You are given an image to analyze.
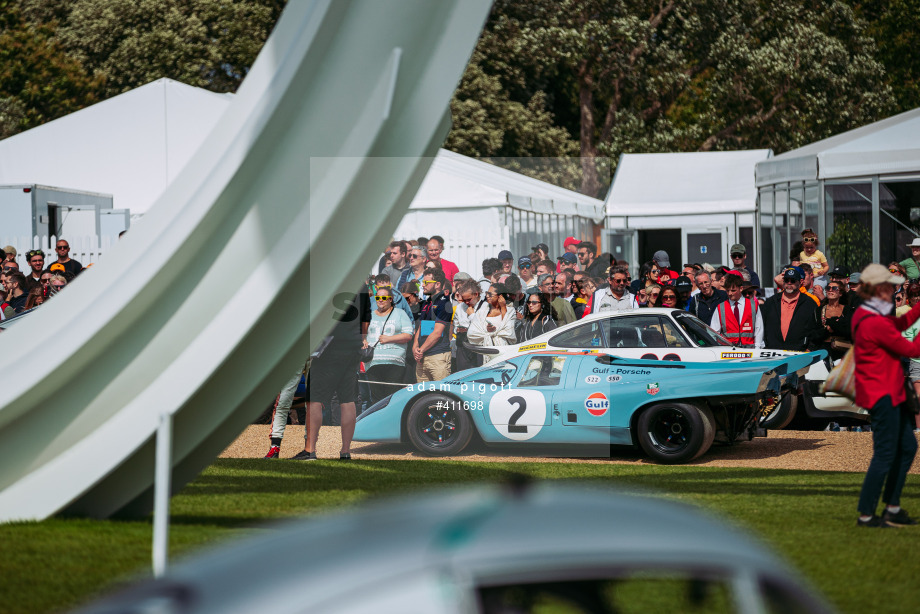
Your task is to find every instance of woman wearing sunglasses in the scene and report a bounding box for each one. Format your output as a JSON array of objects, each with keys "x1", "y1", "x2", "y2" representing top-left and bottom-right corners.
[
  {"x1": 644, "y1": 282, "x2": 662, "y2": 308},
  {"x1": 659, "y1": 286, "x2": 682, "y2": 309},
  {"x1": 799, "y1": 228, "x2": 829, "y2": 289},
  {"x1": 362, "y1": 287, "x2": 414, "y2": 404},
  {"x1": 813, "y1": 280, "x2": 852, "y2": 360},
  {"x1": 468, "y1": 283, "x2": 517, "y2": 362},
  {"x1": 629, "y1": 260, "x2": 660, "y2": 295},
  {"x1": 518, "y1": 292, "x2": 558, "y2": 342}
]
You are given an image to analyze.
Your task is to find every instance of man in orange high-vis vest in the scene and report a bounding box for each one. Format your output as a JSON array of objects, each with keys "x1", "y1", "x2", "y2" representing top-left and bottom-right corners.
[{"x1": 710, "y1": 271, "x2": 764, "y2": 347}]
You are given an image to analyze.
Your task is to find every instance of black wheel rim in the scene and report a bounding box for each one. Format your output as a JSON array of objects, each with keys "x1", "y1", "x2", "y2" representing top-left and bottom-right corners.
[
  {"x1": 647, "y1": 408, "x2": 692, "y2": 454},
  {"x1": 414, "y1": 402, "x2": 460, "y2": 449}
]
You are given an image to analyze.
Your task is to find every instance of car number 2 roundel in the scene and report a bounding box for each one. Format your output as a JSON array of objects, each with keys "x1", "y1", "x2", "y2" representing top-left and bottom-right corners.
[{"x1": 487, "y1": 389, "x2": 547, "y2": 441}]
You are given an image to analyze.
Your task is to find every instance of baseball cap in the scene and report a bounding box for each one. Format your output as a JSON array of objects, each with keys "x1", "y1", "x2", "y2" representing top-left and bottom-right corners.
[
  {"x1": 563, "y1": 236, "x2": 579, "y2": 249},
  {"x1": 497, "y1": 250, "x2": 513, "y2": 261},
  {"x1": 531, "y1": 243, "x2": 550, "y2": 254},
  {"x1": 49, "y1": 263, "x2": 65, "y2": 272},
  {"x1": 829, "y1": 266, "x2": 849, "y2": 278},
  {"x1": 453, "y1": 272, "x2": 472, "y2": 281},
  {"x1": 848, "y1": 272, "x2": 861, "y2": 284},
  {"x1": 729, "y1": 244, "x2": 746, "y2": 255},
  {"x1": 652, "y1": 250, "x2": 670, "y2": 268},
  {"x1": 861, "y1": 263, "x2": 905, "y2": 286},
  {"x1": 518, "y1": 257, "x2": 532, "y2": 268},
  {"x1": 558, "y1": 253, "x2": 577, "y2": 264},
  {"x1": 782, "y1": 266, "x2": 803, "y2": 282},
  {"x1": 675, "y1": 276, "x2": 693, "y2": 292}
]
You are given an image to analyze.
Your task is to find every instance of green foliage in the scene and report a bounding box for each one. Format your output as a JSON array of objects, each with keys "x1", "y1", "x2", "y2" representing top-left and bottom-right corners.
[
  {"x1": 449, "y1": 0, "x2": 897, "y2": 195},
  {"x1": 827, "y1": 217, "x2": 873, "y2": 270},
  {"x1": 0, "y1": 2, "x2": 103, "y2": 138},
  {"x1": 1, "y1": 459, "x2": 919, "y2": 614},
  {"x1": 0, "y1": 0, "x2": 284, "y2": 138}
]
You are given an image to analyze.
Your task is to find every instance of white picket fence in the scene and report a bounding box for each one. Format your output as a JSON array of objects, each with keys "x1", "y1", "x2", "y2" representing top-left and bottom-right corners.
[{"x1": 0, "y1": 235, "x2": 115, "y2": 268}]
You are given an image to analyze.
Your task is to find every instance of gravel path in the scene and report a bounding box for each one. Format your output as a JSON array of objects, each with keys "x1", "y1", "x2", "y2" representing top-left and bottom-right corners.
[{"x1": 221, "y1": 425, "x2": 920, "y2": 473}]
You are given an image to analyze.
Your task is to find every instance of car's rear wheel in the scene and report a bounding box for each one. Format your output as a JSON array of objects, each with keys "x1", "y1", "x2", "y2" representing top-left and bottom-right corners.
[
  {"x1": 760, "y1": 392, "x2": 797, "y2": 430},
  {"x1": 405, "y1": 394, "x2": 474, "y2": 456},
  {"x1": 637, "y1": 402, "x2": 714, "y2": 464}
]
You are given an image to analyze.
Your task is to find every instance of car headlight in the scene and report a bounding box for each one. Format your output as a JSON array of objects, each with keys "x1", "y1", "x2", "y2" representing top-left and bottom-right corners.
[{"x1": 357, "y1": 393, "x2": 394, "y2": 420}]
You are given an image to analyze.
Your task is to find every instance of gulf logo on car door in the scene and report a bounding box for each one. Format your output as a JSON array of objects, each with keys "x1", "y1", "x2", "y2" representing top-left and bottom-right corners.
[{"x1": 585, "y1": 392, "x2": 609, "y2": 417}]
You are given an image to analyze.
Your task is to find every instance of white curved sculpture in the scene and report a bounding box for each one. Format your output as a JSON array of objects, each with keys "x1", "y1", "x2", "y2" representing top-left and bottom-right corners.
[{"x1": 0, "y1": 0, "x2": 491, "y2": 521}]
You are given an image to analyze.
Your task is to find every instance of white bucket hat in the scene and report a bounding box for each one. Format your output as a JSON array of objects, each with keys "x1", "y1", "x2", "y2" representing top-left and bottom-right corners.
[
  {"x1": 907, "y1": 237, "x2": 920, "y2": 248},
  {"x1": 861, "y1": 263, "x2": 905, "y2": 286}
]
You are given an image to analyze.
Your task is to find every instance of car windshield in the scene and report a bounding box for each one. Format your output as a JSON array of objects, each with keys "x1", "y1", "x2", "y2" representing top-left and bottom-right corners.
[{"x1": 673, "y1": 312, "x2": 733, "y2": 347}]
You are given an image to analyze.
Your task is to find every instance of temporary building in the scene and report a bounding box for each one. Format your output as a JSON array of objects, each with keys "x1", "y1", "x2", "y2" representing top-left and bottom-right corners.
[
  {"x1": 755, "y1": 108, "x2": 920, "y2": 280},
  {"x1": 0, "y1": 80, "x2": 605, "y2": 276},
  {"x1": 604, "y1": 150, "x2": 771, "y2": 269},
  {"x1": 395, "y1": 149, "x2": 605, "y2": 276},
  {"x1": 0, "y1": 78, "x2": 234, "y2": 219}
]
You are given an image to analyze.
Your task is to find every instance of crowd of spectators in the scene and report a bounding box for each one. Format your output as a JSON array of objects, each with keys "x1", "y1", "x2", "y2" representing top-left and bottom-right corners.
[
  {"x1": 266, "y1": 227, "x2": 913, "y2": 459},
  {"x1": 0, "y1": 240, "x2": 83, "y2": 321}
]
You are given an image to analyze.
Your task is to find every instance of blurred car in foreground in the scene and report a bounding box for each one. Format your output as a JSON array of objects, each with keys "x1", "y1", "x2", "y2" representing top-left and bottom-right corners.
[{"x1": 73, "y1": 482, "x2": 835, "y2": 614}]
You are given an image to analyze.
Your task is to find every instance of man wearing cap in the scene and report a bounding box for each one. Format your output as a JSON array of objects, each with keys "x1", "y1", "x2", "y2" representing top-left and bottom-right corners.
[
  {"x1": 652, "y1": 250, "x2": 679, "y2": 283},
  {"x1": 2, "y1": 246, "x2": 16, "y2": 264},
  {"x1": 847, "y1": 272, "x2": 864, "y2": 311},
  {"x1": 729, "y1": 244, "x2": 761, "y2": 292},
  {"x1": 531, "y1": 243, "x2": 551, "y2": 263},
  {"x1": 517, "y1": 257, "x2": 537, "y2": 289},
  {"x1": 558, "y1": 252, "x2": 578, "y2": 272},
  {"x1": 900, "y1": 238, "x2": 920, "y2": 280},
  {"x1": 710, "y1": 271, "x2": 763, "y2": 347},
  {"x1": 674, "y1": 275, "x2": 694, "y2": 308},
  {"x1": 497, "y1": 250, "x2": 515, "y2": 275},
  {"x1": 761, "y1": 266, "x2": 819, "y2": 351}
]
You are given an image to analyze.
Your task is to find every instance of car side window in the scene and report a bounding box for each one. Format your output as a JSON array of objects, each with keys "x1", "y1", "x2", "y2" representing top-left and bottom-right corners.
[
  {"x1": 607, "y1": 315, "x2": 691, "y2": 349},
  {"x1": 659, "y1": 317, "x2": 692, "y2": 348},
  {"x1": 550, "y1": 321, "x2": 608, "y2": 348},
  {"x1": 518, "y1": 356, "x2": 567, "y2": 387}
]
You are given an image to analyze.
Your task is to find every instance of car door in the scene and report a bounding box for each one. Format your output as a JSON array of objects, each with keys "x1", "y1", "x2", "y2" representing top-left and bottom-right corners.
[
  {"x1": 481, "y1": 355, "x2": 559, "y2": 443},
  {"x1": 549, "y1": 354, "x2": 631, "y2": 447}
]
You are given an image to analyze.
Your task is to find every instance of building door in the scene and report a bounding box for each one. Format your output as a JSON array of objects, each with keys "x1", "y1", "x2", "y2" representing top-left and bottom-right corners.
[
  {"x1": 606, "y1": 229, "x2": 637, "y2": 273},
  {"x1": 683, "y1": 227, "x2": 727, "y2": 267}
]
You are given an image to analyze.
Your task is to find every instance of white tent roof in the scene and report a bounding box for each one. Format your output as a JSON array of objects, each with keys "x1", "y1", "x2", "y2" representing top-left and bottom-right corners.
[
  {"x1": 414, "y1": 149, "x2": 605, "y2": 222},
  {"x1": 756, "y1": 107, "x2": 920, "y2": 186},
  {"x1": 0, "y1": 81, "x2": 605, "y2": 222},
  {"x1": 605, "y1": 150, "x2": 771, "y2": 217},
  {"x1": 0, "y1": 78, "x2": 233, "y2": 216}
]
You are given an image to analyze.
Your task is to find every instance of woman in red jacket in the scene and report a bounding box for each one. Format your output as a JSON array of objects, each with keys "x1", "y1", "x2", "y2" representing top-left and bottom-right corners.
[{"x1": 853, "y1": 263, "x2": 920, "y2": 528}]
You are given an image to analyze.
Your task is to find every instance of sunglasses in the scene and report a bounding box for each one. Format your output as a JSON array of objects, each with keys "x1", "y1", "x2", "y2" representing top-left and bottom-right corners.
[
  {"x1": 610, "y1": 278, "x2": 628, "y2": 284},
  {"x1": 826, "y1": 286, "x2": 841, "y2": 292},
  {"x1": 374, "y1": 295, "x2": 392, "y2": 301},
  {"x1": 848, "y1": 282, "x2": 859, "y2": 287},
  {"x1": 803, "y1": 238, "x2": 816, "y2": 243},
  {"x1": 661, "y1": 294, "x2": 677, "y2": 301},
  {"x1": 731, "y1": 253, "x2": 744, "y2": 259},
  {"x1": 889, "y1": 268, "x2": 900, "y2": 273},
  {"x1": 527, "y1": 300, "x2": 541, "y2": 305},
  {"x1": 56, "y1": 245, "x2": 69, "y2": 250},
  {"x1": 519, "y1": 263, "x2": 532, "y2": 269},
  {"x1": 51, "y1": 284, "x2": 65, "y2": 289}
]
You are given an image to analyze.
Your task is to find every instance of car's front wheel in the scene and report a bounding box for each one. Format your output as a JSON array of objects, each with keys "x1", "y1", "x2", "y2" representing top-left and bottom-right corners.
[
  {"x1": 637, "y1": 403, "x2": 714, "y2": 464},
  {"x1": 405, "y1": 394, "x2": 474, "y2": 456}
]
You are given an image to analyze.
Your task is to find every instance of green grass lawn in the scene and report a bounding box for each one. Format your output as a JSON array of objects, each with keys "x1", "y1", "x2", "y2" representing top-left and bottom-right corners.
[{"x1": 2, "y1": 459, "x2": 918, "y2": 614}]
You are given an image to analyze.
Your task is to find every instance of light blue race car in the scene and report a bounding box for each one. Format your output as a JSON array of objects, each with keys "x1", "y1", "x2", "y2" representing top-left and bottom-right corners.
[{"x1": 354, "y1": 349, "x2": 825, "y2": 464}]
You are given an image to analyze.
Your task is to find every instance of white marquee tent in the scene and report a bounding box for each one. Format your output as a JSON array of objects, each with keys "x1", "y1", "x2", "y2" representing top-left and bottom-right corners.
[
  {"x1": 0, "y1": 79, "x2": 234, "y2": 217},
  {"x1": 604, "y1": 150, "x2": 771, "y2": 267},
  {"x1": 0, "y1": 80, "x2": 605, "y2": 275}
]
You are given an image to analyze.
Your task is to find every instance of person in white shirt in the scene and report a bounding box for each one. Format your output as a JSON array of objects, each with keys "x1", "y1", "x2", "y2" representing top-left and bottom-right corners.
[
  {"x1": 592, "y1": 266, "x2": 638, "y2": 314},
  {"x1": 710, "y1": 271, "x2": 764, "y2": 347}
]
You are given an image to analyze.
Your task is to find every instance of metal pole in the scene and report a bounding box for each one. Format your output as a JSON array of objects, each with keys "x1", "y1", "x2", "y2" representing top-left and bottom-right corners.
[{"x1": 152, "y1": 412, "x2": 172, "y2": 578}]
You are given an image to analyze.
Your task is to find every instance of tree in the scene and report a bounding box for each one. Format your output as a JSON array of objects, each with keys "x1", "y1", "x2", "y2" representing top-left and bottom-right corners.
[
  {"x1": 56, "y1": 0, "x2": 285, "y2": 97},
  {"x1": 0, "y1": 1, "x2": 103, "y2": 138},
  {"x1": 450, "y1": 0, "x2": 896, "y2": 196}
]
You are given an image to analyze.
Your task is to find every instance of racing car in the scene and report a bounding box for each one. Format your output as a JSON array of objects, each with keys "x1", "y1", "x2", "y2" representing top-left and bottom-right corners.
[
  {"x1": 470, "y1": 308, "x2": 863, "y2": 429},
  {"x1": 353, "y1": 348, "x2": 824, "y2": 464}
]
